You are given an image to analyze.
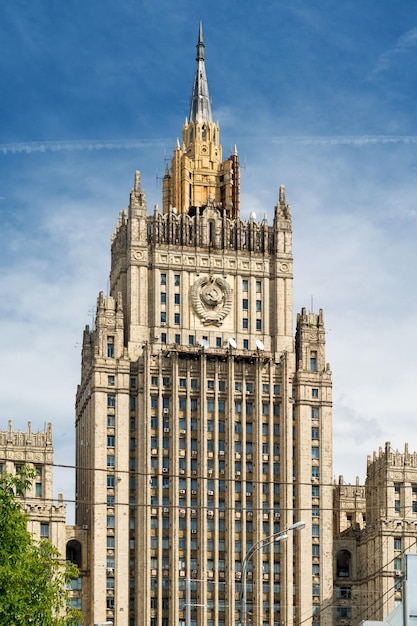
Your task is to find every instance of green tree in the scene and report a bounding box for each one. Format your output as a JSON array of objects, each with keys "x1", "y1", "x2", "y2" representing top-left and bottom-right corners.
[{"x1": 0, "y1": 466, "x2": 82, "y2": 625}]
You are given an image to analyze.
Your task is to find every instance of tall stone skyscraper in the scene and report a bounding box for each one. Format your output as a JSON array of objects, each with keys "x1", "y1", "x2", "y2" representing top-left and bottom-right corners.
[{"x1": 75, "y1": 23, "x2": 333, "y2": 626}]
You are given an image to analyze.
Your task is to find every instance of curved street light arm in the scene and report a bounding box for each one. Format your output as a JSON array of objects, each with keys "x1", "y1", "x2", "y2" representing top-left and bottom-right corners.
[{"x1": 239, "y1": 521, "x2": 305, "y2": 625}]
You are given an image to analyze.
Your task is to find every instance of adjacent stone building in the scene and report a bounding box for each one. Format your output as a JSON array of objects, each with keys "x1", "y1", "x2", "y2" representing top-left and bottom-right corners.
[
  {"x1": 75, "y1": 23, "x2": 334, "y2": 626},
  {"x1": 334, "y1": 443, "x2": 417, "y2": 625},
  {"x1": 0, "y1": 421, "x2": 86, "y2": 614}
]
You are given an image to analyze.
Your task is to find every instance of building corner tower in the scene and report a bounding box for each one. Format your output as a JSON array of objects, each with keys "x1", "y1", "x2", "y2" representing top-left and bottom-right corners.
[{"x1": 75, "y1": 23, "x2": 333, "y2": 626}]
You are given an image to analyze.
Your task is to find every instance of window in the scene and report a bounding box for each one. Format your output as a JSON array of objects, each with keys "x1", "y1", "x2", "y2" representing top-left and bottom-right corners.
[
  {"x1": 413, "y1": 502, "x2": 417, "y2": 513},
  {"x1": 311, "y1": 407, "x2": 319, "y2": 420},
  {"x1": 190, "y1": 378, "x2": 198, "y2": 388},
  {"x1": 174, "y1": 274, "x2": 180, "y2": 286},
  {"x1": 312, "y1": 388, "x2": 319, "y2": 398},
  {"x1": 312, "y1": 524, "x2": 320, "y2": 537},
  {"x1": 311, "y1": 427, "x2": 319, "y2": 440},
  {"x1": 175, "y1": 334, "x2": 180, "y2": 344},
  {"x1": 35, "y1": 483, "x2": 42, "y2": 496},
  {"x1": 188, "y1": 335, "x2": 194, "y2": 345},
  {"x1": 336, "y1": 586, "x2": 352, "y2": 599},
  {"x1": 312, "y1": 485, "x2": 319, "y2": 497},
  {"x1": 107, "y1": 337, "x2": 114, "y2": 358},
  {"x1": 243, "y1": 339, "x2": 249, "y2": 350},
  {"x1": 107, "y1": 394, "x2": 116, "y2": 408},
  {"x1": 242, "y1": 318, "x2": 248, "y2": 330},
  {"x1": 161, "y1": 311, "x2": 167, "y2": 324},
  {"x1": 107, "y1": 415, "x2": 115, "y2": 427},
  {"x1": 310, "y1": 351, "x2": 317, "y2": 372},
  {"x1": 312, "y1": 466, "x2": 319, "y2": 478},
  {"x1": 107, "y1": 435, "x2": 115, "y2": 447},
  {"x1": 394, "y1": 557, "x2": 402, "y2": 570},
  {"x1": 394, "y1": 538, "x2": 402, "y2": 550},
  {"x1": 336, "y1": 607, "x2": 352, "y2": 619},
  {"x1": 242, "y1": 279, "x2": 248, "y2": 292},
  {"x1": 216, "y1": 337, "x2": 222, "y2": 347},
  {"x1": 179, "y1": 378, "x2": 186, "y2": 388},
  {"x1": 161, "y1": 292, "x2": 166, "y2": 304},
  {"x1": 395, "y1": 500, "x2": 401, "y2": 513},
  {"x1": 312, "y1": 446, "x2": 319, "y2": 459},
  {"x1": 107, "y1": 475, "x2": 115, "y2": 488},
  {"x1": 40, "y1": 523, "x2": 49, "y2": 537},
  {"x1": 174, "y1": 293, "x2": 180, "y2": 305},
  {"x1": 312, "y1": 544, "x2": 320, "y2": 557},
  {"x1": 312, "y1": 563, "x2": 320, "y2": 574},
  {"x1": 108, "y1": 375, "x2": 115, "y2": 386},
  {"x1": 256, "y1": 300, "x2": 262, "y2": 311},
  {"x1": 256, "y1": 319, "x2": 262, "y2": 331},
  {"x1": 107, "y1": 495, "x2": 115, "y2": 506},
  {"x1": 242, "y1": 298, "x2": 248, "y2": 310},
  {"x1": 218, "y1": 380, "x2": 225, "y2": 391},
  {"x1": 256, "y1": 281, "x2": 262, "y2": 293},
  {"x1": 161, "y1": 273, "x2": 166, "y2": 285},
  {"x1": 161, "y1": 333, "x2": 167, "y2": 344},
  {"x1": 107, "y1": 455, "x2": 115, "y2": 467},
  {"x1": 174, "y1": 313, "x2": 180, "y2": 325},
  {"x1": 163, "y1": 377, "x2": 170, "y2": 387}
]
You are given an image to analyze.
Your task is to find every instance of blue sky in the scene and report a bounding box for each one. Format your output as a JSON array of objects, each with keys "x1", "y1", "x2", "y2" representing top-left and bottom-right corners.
[{"x1": 2, "y1": 1, "x2": 417, "y2": 517}]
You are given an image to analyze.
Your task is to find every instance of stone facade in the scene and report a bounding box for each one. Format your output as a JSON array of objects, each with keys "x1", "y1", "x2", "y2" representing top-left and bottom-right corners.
[
  {"x1": 0, "y1": 420, "x2": 66, "y2": 544},
  {"x1": 0, "y1": 421, "x2": 88, "y2": 617},
  {"x1": 333, "y1": 443, "x2": 417, "y2": 625},
  {"x1": 75, "y1": 24, "x2": 334, "y2": 626}
]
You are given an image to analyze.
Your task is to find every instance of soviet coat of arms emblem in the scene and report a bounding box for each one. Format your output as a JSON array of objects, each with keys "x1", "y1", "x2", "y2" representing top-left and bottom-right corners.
[{"x1": 191, "y1": 275, "x2": 232, "y2": 326}]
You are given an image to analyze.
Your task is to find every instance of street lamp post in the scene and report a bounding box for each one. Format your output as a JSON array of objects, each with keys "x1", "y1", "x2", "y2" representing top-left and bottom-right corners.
[{"x1": 240, "y1": 520, "x2": 306, "y2": 625}]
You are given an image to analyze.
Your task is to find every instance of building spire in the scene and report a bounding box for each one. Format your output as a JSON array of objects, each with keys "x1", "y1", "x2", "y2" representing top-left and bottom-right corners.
[{"x1": 189, "y1": 21, "x2": 212, "y2": 124}]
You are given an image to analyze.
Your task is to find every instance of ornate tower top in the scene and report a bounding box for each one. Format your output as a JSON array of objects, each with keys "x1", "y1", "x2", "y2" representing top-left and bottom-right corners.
[
  {"x1": 162, "y1": 23, "x2": 240, "y2": 218},
  {"x1": 189, "y1": 21, "x2": 212, "y2": 123}
]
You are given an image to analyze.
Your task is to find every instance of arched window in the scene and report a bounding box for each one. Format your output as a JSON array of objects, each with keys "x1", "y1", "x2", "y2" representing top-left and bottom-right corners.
[
  {"x1": 66, "y1": 540, "x2": 82, "y2": 568},
  {"x1": 202, "y1": 125, "x2": 207, "y2": 141},
  {"x1": 336, "y1": 549, "x2": 351, "y2": 578}
]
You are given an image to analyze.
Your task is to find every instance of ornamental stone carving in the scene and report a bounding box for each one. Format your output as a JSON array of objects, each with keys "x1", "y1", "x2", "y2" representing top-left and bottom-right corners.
[{"x1": 191, "y1": 275, "x2": 232, "y2": 326}]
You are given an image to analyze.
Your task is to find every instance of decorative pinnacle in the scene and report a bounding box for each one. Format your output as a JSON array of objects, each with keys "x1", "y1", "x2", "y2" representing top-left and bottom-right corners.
[{"x1": 189, "y1": 21, "x2": 212, "y2": 124}]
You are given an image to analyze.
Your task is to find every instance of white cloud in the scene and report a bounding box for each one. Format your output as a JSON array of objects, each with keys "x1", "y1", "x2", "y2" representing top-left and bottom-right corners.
[{"x1": 370, "y1": 26, "x2": 417, "y2": 77}]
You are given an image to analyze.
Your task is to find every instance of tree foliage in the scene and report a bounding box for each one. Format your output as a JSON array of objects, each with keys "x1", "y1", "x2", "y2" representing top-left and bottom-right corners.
[{"x1": 0, "y1": 466, "x2": 82, "y2": 625}]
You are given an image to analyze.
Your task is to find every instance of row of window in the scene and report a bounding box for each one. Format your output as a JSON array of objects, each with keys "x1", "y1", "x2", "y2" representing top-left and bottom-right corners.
[
  {"x1": 394, "y1": 484, "x2": 417, "y2": 494},
  {"x1": 159, "y1": 275, "x2": 263, "y2": 292},
  {"x1": 161, "y1": 311, "x2": 265, "y2": 331},
  {"x1": 161, "y1": 292, "x2": 181, "y2": 305},
  {"x1": 394, "y1": 500, "x2": 417, "y2": 513}
]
